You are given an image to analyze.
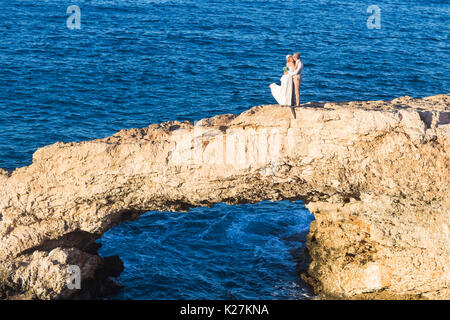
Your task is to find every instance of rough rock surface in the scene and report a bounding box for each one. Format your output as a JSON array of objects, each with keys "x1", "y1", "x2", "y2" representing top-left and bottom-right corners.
[{"x1": 0, "y1": 94, "x2": 449, "y2": 299}]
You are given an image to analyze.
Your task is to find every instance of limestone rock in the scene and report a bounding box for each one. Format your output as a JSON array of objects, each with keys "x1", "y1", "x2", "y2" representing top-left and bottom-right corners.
[{"x1": 0, "y1": 94, "x2": 449, "y2": 299}]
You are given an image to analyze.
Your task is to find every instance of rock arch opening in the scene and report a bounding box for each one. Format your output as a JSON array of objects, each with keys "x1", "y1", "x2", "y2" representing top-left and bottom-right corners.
[{"x1": 98, "y1": 200, "x2": 315, "y2": 299}]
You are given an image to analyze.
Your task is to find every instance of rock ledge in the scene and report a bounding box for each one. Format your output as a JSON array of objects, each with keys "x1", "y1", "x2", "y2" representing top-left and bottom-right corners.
[{"x1": 1, "y1": 94, "x2": 449, "y2": 299}]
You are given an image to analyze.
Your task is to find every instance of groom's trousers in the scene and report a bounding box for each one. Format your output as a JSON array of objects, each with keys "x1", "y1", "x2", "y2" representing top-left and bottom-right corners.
[{"x1": 293, "y1": 75, "x2": 302, "y2": 106}]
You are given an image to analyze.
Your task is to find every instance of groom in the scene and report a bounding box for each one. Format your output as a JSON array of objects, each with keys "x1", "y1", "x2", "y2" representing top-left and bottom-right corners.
[{"x1": 291, "y1": 52, "x2": 303, "y2": 106}]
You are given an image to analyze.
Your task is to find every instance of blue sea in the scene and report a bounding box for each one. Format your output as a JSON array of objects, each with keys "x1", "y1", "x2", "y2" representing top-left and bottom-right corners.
[{"x1": 0, "y1": 0, "x2": 448, "y2": 299}]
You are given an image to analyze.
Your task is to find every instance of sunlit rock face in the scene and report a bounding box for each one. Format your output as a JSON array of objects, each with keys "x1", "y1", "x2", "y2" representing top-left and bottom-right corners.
[{"x1": 0, "y1": 94, "x2": 449, "y2": 299}]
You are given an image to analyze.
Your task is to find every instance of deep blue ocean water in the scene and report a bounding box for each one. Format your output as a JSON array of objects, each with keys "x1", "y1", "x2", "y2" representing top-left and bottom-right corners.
[{"x1": 0, "y1": 0, "x2": 448, "y2": 299}]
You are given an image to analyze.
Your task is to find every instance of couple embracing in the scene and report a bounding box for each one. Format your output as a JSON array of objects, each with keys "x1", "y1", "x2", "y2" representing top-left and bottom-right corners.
[{"x1": 269, "y1": 52, "x2": 303, "y2": 107}]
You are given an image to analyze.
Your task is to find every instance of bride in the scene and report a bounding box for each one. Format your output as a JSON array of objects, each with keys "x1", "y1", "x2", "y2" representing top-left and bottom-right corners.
[{"x1": 269, "y1": 55, "x2": 296, "y2": 106}]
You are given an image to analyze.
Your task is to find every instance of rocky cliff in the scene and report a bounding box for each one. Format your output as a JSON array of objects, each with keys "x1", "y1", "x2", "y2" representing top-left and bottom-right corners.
[{"x1": 0, "y1": 94, "x2": 449, "y2": 299}]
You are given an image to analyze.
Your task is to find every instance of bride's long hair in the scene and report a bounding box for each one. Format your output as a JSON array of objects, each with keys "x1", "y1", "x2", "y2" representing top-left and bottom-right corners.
[{"x1": 286, "y1": 55, "x2": 295, "y2": 68}]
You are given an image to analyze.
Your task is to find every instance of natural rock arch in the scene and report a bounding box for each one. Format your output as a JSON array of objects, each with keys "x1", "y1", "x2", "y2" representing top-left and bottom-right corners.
[{"x1": 1, "y1": 94, "x2": 449, "y2": 299}]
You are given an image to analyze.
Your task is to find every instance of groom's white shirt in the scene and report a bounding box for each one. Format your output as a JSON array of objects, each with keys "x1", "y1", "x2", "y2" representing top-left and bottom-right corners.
[{"x1": 288, "y1": 60, "x2": 303, "y2": 76}]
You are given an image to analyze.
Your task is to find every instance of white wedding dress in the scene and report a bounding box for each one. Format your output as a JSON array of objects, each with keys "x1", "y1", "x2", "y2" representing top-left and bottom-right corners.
[{"x1": 269, "y1": 69, "x2": 295, "y2": 106}]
